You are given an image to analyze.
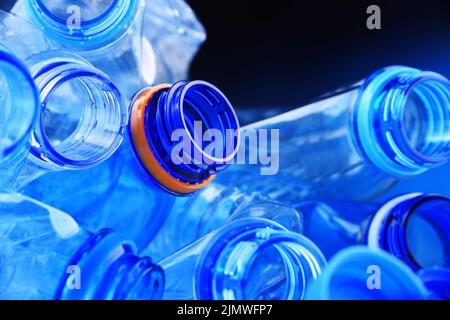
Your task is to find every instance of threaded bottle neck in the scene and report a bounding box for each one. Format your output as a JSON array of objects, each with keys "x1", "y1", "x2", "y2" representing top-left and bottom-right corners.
[
  {"x1": 26, "y1": 0, "x2": 140, "y2": 50},
  {"x1": 129, "y1": 81, "x2": 240, "y2": 195},
  {"x1": 25, "y1": 50, "x2": 127, "y2": 170},
  {"x1": 367, "y1": 193, "x2": 450, "y2": 271},
  {"x1": 353, "y1": 66, "x2": 450, "y2": 176},
  {"x1": 58, "y1": 230, "x2": 164, "y2": 300},
  {"x1": 197, "y1": 219, "x2": 326, "y2": 300},
  {"x1": 0, "y1": 47, "x2": 39, "y2": 161}
]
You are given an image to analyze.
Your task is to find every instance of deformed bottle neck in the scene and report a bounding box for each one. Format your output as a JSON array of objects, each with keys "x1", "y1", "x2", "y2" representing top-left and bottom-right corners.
[
  {"x1": 367, "y1": 193, "x2": 450, "y2": 271},
  {"x1": 129, "y1": 81, "x2": 240, "y2": 195},
  {"x1": 196, "y1": 219, "x2": 326, "y2": 300},
  {"x1": 57, "y1": 230, "x2": 164, "y2": 300},
  {"x1": 353, "y1": 66, "x2": 450, "y2": 176},
  {"x1": 25, "y1": 0, "x2": 141, "y2": 51}
]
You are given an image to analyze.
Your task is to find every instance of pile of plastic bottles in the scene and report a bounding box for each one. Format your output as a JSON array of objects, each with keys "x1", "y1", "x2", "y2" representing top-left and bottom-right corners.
[{"x1": 0, "y1": 1, "x2": 449, "y2": 300}]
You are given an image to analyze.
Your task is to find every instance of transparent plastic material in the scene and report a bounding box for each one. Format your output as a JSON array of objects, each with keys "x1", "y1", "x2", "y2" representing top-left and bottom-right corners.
[
  {"x1": 12, "y1": 0, "x2": 206, "y2": 98},
  {"x1": 22, "y1": 81, "x2": 240, "y2": 251},
  {"x1": 142, "y1": 183, "x2": 303, "y2": 262},
  {"x1": 297, "y1": 193, "x2": 450, "y2": 271},
  {"x1": 159, "y1": 218, "x2": 326, "y2": 300},
  {"x1": 0, "y1": 46, "x2": 39, "y2": 189},
  {"x1": 305, "y1": 247, "x2": 428, "y2": 300},
  {"x1": 0, "y1": 11, "x2": 127, "y2": 191},
  {"x1": 0, "y1": 193, "x2": 163, "y2": 300},
  {"x1": 217, "y1": 66, "x2": 450, "y2": 204}
]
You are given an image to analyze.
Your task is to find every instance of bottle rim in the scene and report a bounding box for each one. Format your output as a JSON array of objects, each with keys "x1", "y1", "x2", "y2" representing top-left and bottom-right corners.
[
  {"x1": 27, "y1": 0, "x2": 139, "y2": 50},
  {"x1": 353, "y1": 66, "x2": 450, "y2": 176},
  {"x1": 367, "y1": 193, "x2": 450, "y2": 270},
  {"x1": 196, "y1": 218, "x2": 326, "y2": 300}
]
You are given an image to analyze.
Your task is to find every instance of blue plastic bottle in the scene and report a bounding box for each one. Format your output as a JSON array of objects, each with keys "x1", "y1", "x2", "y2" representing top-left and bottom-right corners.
[
  {"x1": 142, "y1": 183, "x2": 303, "y2": 262},
  {"x1": 12, "y1": 0, "x2": 206, "y2": 98},
  {"x1": 23, "y1": 81, "x2": 240, "y2": 251},
  {"x1": 0, "y1": 11, "x2": 127, "y2": 193},
  {"x1": 0, "y1": 193, "x2": 164, "y2": 300},
  {"x1": 217, "y1": 66, "x2": 450, "y2": 204},
  {"x1": 418, "y1": 267, "x2": 450, "y2": 300},
  {"x1": 305, "y1": 246, "x2": 429, "y2": 300},
  {"x1": 296, "y1": 193, "x2": 450, "y2": 272},
  {"x1": 0, "y1": 46, "x2": 39, "y2": 189},
  {"x1": 159, "y1": 218, "x2": 326, "y2": 300}
]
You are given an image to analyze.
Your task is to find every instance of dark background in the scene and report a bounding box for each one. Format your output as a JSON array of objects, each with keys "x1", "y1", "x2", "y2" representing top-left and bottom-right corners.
[{"x1": 3, "y1": 0, "x2": 450, "y2": 109}]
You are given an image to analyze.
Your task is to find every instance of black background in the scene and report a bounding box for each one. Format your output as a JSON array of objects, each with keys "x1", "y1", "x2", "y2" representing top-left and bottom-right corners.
[{"x1": 2, "y1": 0, "x2": 450, "y2": 108}]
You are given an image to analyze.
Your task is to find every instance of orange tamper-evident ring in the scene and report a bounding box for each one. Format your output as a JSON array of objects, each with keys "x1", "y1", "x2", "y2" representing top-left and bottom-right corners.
[{"x1": 130, "y1": 84, "x2": 215, "y2": 195}]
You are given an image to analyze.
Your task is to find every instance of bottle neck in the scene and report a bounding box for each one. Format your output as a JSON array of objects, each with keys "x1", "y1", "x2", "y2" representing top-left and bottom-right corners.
[
  {"x1": 0, "y1": 47, "x2": 39, "y2": 189},
  {"x1": 367, "y1": 193, "x2": 450, "y2": 271},
  {"x1": 0, "y1": 47, "x2": 39, "y2": 162},
  {"x1": 25, "y1": 50, "x2": 127, "y2": 170},
  {"x1": 26, "y1": 0, "x2": 140, "y2": 51},
  {"x1": 353, "y1": 66, "x2": 450, "y2": 176},
  {"x1": 197, "y1": 219, "x2": 326, "y2": 300},
  {"x1": 57, "y1": 230, "x2": 164, "y2": 300},
  {"x1": 306, "y1": 246, "x2": 428, "y2": 300},
  {"x1": 129, "y1": 81, "x2": 240, "y2": 195}
]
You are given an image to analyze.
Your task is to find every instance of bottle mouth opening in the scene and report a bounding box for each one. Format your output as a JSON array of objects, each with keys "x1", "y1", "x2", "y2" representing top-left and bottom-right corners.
[
  {"x1": 29, "y1": 53, "x2": 127, "y2": 169},
  {"x1": 314, "y1": 247, "x2": 427, "y2": 300},
  {"x1": 391, "y1": 74, "x2": 450, "y2": 164},
  {"x1": 368, "y1": 193, "x2": 450, "y2": 271},
  {"x1": 38, "y1": 0, "x2": 116, "y2": 23},
  {"x1": 0, "y1": 49, "x2": 39, "y2": 159},
  {"x1": 130, "y1": 81, "x2": 240, "y2": 195},
  {"x1": 177, "y1": 80, "x2": 240, "y2": 164},
  {"x1": 200, "y1": 219, "x2": 325, "y2": 300},
  {"x1": 355, "y1": 66, "x2": 450, "y2": 176},
  {"x1": 403, "y1": 196, "x2": 450, "y2": 269},
  {"x1": 28, "y1": 0, "x2": 138, "y2": 49}
]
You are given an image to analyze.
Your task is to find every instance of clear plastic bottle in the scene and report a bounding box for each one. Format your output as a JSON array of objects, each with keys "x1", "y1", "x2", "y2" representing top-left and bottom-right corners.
[
  {"x1": 23, "y1": 81, "x2": 240, "y2": 251},
  {"x1": 216, "y1": 66, "x2": 450, "y2": 204},
  {"x1": 0, "y1": 193, "x2": 163, "y2": 300},
  {"x1": 142, "y1": 183, "x2": 303, "y2": 262},
  {"x1": 159, "y1": 218, "x2": 326, "y2": 300},
  {"x1": 0, "y1": 11, "x2": 127, "y2": 194},
  {"x1": 0, "y1": 45, "x2": 39, "y2": 189},
  {"x1": 296, "y1": 193, "x2": 450, "y2": 272},
  {"x1": 12, "y1": 0, "x2": 206, "y2": 98},
  {"x1": 305, "y1": 246, "x2": 429, "y2": 300}
]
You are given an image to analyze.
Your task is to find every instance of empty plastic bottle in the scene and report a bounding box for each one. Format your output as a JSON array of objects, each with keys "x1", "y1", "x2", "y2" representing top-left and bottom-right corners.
[
  {"x1": 296, "y1": 193, "x2": 450, "y2": 272},
  {"x1": 305, "y1": 246, "x2": 429, "y2": 300},
  {"x1": 216, "y1": 66, "x2": 450, "y2": 204},
  {"x1": 142, "y1": 183, "x2": 303, "y2": 262},
  {"x1": 12, "y1": 0, "x2": 206, "y2": 98},
  {"x1": 0, "y1": 46, "x2": 39, "y2": 189},
  {"x1": 0, "y1": 193, "x2": 164, "y2": 300},
  {"x1": 23, "y1": 81, "x2": 240, "y2": 251},
  {"x1": 418, "y1": 267, "x2": 450, "y2": 300},
  {"x1": 159, "y1": 218, "x2": 326, "y2": 300},
  {"x1": 0, "y1": 12, "x2": 127, "y2": 193}
]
